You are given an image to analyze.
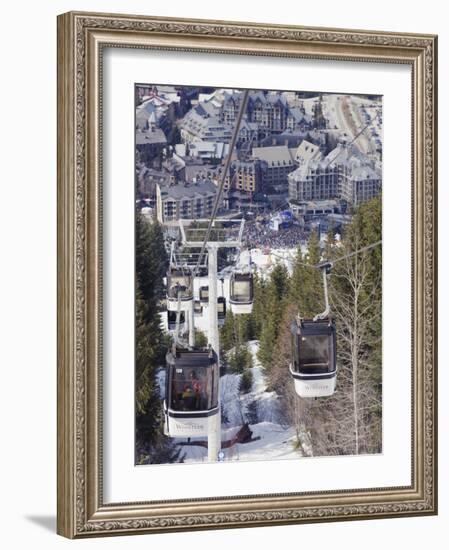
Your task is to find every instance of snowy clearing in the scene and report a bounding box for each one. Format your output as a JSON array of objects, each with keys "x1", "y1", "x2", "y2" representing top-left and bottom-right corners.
[{"x1": 174, "y1": 341, "x2": 302, "y2": 464}]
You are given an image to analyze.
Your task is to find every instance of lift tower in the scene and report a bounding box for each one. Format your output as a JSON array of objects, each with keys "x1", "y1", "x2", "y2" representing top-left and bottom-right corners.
[{"x1": 180, "y1": 218, "x2": 245, "y2": 461}]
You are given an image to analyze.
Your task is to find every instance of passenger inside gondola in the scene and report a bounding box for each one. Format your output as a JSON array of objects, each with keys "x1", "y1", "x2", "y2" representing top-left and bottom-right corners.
[{"x1": 170, "y1": 367, "x2": 208, "y2": 411}]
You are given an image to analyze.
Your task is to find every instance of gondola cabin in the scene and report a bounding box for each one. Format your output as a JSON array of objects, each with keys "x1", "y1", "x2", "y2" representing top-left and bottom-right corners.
[
  {"x1": 217, "y1": 297, "x2": 226, "y2": 326},
  {"x1": 164, "y1": 348, "x2": 219, "y2": 438},
  {"x1": 166, "y1": 268, "x2": 193, "y2": 311},
  {"x1": 229, "y1": 272, "x2": 254, "y2": 314},
  {"x1": 199, "y1": 286, "x2": 209, "y2": 303},
  {"x1": 290, "y1": 317, "x2": 337, "y2": 397},
  {"x1": 167, "y1": 310, "x2": 185, "y2": 332},
  {"x1": 194, "y1": 300, "x2": 203, "y2": 315}
]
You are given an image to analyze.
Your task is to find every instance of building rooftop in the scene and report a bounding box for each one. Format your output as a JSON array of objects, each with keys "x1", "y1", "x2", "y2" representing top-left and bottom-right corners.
[
  {"x1": 136, "y1": 128, "x2": 167, "y2": 145},
  {"x1": 294, "y1": 140, "x2": 323, "y2": 164},
  {"x1": 251, "y1": 145, "x2": 295, "y2": 166},
  {"x1": 249, "y1": 91, "x2": 289, "y2": 108},
  {"x1": 288, "y1": 107, "x2": 313, "y2": 124},
  {"x1": 296, "y1": 199, "x2": 340, "y2": 209},
  {"x1": 180, "y1": 110, "x2": 232, "y2": 141},
  {"x1": 195, "y1": 101, "x2": 219, "y2": 119},
  {"x1": 185, "y1": 164, "x2": 221, "y2": 182},
  {"x1": 239, "y1": 118, "x2": 259, "y2": 132},
  {"x1": 350, "y1": 165, "x2": 380, "y2": 181},
  {"x1": 159, "y1": 181, "x2": 217, "y2": 200},
  {"x1": 162, "y1": 153, "x2": 186, "y2": 174},
  {"x1": 231, "y1": 159, "x2": 261, "y2": 171},
  {"x1": 188, "y1": 141, "x2": 229, "y2": 158}
]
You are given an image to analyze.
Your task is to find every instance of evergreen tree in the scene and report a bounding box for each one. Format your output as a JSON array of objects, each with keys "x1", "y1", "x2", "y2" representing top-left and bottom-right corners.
[
  {"x1": 257, "y1": 264, "x2": 289, "y2": 375},
  {"x1": 270, "y1": 263, "x2": 290, "y2": 300},
  {"x1": 239, "y1": 369, "x2": 253, "y2": 394},
  {"x1": 289, "y1": 245, "x2": 307, "y2": 310},
  {"x1": 135, "y1": 211, "x2": 180, "y2": 464},
  {"x1": 249, "y1": 273, "x2": 267, "y2": 339},
  {"x1": 135, "y1": 293, "x2": 157, "y2": 417},
  {"x1": 306, "y1": 196, "x2": 383, "y2": 456},
  {"x1": 135, "y1": 213, "x2": 167, "y2": 323},
  {"x1": 220, "y1": 309, "x2": 237, "y2": 354},
  {"x1": 194, "y1": 329, "x2": 208, "y2": 348},
  {"x1": 269, "y1": 198, "x2": 382, "y2": 457},
  {"x1": 135, "y1": 293, "x2": 180, "y2": 463},
  {"x1": 220, "y1": 311, "x2": 255, "y2": 355},
  {"x1": 236, "y1": 314, "x2": 254, "y2": 342},
  {"x1": 228, "y1": 343, "x2": 253, "y2": 374},
  {"x1": 147, "y1": 221, "x2": 168, "y2": 302},
  {"x1": 312, "y1": 96, "x2": 326, "y2": 129},
  {"x1": 324, "y1": 223, "x2": 337, "y2": 259},
  {"x1": 288, "y1": 229, "x2": 324, "y2": 319},
  {"x1": 339, "y1": 196, "x2": 382, "y2": 452}
]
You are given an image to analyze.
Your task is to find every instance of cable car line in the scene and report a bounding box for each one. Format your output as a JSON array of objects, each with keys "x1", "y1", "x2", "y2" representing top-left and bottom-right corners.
[
  {"x1": 290, "y1": 260, "x2": 337, "y2": 398},
  {"x1": 164, "y1": 92, "x2": 252, "y2": 446},
  {"x1": 173, "y1": 260, "x2": 188, "y2": 349},
  {"x1": 192, "y1": 89, "x2": 250, "y2": 277},
  {"x1": 288, "y1": 238, "x2": 381, "y2": 398},
  {"x1": 268, "y1": 240, "x2": 382, "y2": 271},
  {"x1": 163, "y1": 93, "x2": 382, "y2": 442},
  {"x1": 166, "y1": 242, "x2": 193, "y2": 349},
  {"x1": 313, "y1": 262, "x2": 331, "y2": 321},
  {"x1": 322, "y1": 240, "x2": 382, "y2": 267},
  {"x1": 322, "y1": 110, "x2": 380, "y2": 168}
]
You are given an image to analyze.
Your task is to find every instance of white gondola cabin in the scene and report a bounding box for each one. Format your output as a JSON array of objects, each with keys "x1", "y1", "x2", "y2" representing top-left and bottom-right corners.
[
  {"x1": 193, "y1": 300, "x2": 203, "y2": 315},
  {"x1": 217, "y1": 296, "x2": 226, "y2": 326},
  {"x1": 289, "y1": 317, "x2": 337, "y2": 397},
  {"x1": 199, "y1": 286, "x2": 209, "y2": 303},
  {"x1": 166, "y1": 268, "x2": 193, "y2": 312},
  {"x1": 164, "y1": 348, "x2": 219, "y2": 438},
  {"x1": 229, "y1": 272, "x2": 253, "y2": 314}
]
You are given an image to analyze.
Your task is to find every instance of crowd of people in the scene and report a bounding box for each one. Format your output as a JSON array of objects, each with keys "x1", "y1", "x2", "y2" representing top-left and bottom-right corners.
[{"x1": 243, "y1": 220, "x2": 308, "y2": 250}]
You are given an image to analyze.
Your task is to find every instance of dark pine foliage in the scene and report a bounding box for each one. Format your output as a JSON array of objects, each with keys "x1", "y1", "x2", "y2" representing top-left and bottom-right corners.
[{"x1": 135, "y1": 211, "x2": 182, "y2": 464}]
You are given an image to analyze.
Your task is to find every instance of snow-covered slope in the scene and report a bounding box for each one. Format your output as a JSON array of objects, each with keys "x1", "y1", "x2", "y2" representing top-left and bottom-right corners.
[{"x1": 174, "y1": 340, "x2": 301, "y2": 464}]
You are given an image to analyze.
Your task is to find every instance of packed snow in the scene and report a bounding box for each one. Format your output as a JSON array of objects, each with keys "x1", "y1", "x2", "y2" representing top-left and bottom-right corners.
[{"x1": 169, "y1": 341, "x2": 301, "y2": 464}]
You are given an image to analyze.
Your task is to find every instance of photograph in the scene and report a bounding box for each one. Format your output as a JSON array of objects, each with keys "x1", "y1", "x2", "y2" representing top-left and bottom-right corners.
[
  {"x1": 134, "y1": 84, "x2": 383, "y2": 465},
  {"x1": 54, "y1": 8, "x2": 437, "y2": 538}
]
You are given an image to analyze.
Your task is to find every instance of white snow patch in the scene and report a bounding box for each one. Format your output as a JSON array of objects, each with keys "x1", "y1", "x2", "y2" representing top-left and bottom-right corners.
[{"x1": 175, "y1": 340, "x2": 302, "y2": 464}]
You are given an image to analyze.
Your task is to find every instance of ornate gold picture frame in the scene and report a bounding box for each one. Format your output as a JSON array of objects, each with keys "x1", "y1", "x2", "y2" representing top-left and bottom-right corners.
[{"x1": 57, "y1": 11, "x2": 437, "y2": 538}]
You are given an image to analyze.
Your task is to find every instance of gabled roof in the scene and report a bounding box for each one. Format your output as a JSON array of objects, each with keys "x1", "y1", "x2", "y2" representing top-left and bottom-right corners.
[{"x1": 294, "y1": 140, "x2": 323, "y2": 164}]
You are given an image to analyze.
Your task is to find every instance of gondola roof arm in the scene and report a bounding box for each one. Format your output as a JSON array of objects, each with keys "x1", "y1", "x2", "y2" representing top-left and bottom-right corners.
[{"x1": 313, "y1": 263, "x2": 331, "y2": 321}]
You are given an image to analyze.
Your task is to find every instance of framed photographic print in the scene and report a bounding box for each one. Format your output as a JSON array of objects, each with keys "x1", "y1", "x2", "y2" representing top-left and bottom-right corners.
[{"x1": 57, "y1": 11, "x2": 438, "y2": 538}]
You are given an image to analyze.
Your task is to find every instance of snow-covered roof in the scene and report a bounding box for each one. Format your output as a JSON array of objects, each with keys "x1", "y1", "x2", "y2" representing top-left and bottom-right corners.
[
  {"x1": 294, "y1": 140, "x2": 323, "y2": 164},
  {"x1": 252, "y1": 145, "x2": 295, "y2": 166},
  {"x1": 136, "y1": 128, "x2": 167, "y2": 146},
  {"x1": 180, "y1": 110, "x2": 231, "y2": 141},
  {"x1": 159, "y1": 181, "x2": 217, "y2": 200},
  {"x1": 350, "y1": 165, "x2": 381, "y2": 181}
]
